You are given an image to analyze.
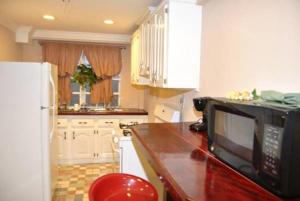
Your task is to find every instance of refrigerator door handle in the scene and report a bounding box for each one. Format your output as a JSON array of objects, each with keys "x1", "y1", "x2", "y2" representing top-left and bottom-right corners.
[{"x1": 49, "y1": 73, "x2": 56, "y2": 141}]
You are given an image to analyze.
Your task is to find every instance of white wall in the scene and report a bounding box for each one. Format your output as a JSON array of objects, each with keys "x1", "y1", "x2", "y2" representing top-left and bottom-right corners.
[{"x1": 144, "y1": 0, "x2": 300, "y2": 122}]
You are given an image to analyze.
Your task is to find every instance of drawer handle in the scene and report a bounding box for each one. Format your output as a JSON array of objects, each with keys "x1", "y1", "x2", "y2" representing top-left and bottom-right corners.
[
  {"x1": 64, "y1": 131, "x2": 66, "y2": 140},
  {"x1": 105, "y1": 121, "x2": 114, "y2": 124},
  {"x1": 72, "y1": 132, "x2": 75, "y2": 140},
  {"x1": 78, "y1": 122, "x2": 87, "y2": 124}
]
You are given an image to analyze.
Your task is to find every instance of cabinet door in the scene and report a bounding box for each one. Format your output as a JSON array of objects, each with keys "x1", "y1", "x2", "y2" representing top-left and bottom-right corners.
[
  {"x1": 131, "y1": 28, "x2": 151, "y2": 85},
  {"x1": 71, "y1": 129, "x2": 94, "y2": 160},
  {"x1": 140, "y1": 21, "x2": 151, "y2": 78},
  {"x1": 155, "y1": 5, "x2": 168, "y2": 87},
  {"x1": 57, "y1": 129, "x2": 69, "y2": 160},
  {"x1": 149, "y1": 14, "x2": 157, "y2": 85},
  {"x1": 131, "y1": 29, "x2": 140, "y2": 84},
  {"x1": 98, "y1": 128, "x2": 115, "y2": 161}
]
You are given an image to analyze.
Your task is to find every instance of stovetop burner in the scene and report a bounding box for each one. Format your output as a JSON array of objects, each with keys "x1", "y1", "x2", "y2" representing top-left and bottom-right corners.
[
  {"x1": 119, "y1": 123, "x2": 139, "y2": 137},
  {"x1": 119, "y1": 122, "x2": 138, "y2": 129}
]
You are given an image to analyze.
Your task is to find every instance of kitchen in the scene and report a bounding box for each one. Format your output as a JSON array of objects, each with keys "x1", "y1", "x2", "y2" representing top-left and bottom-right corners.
[{"x1": 0, "y1": 0, "x2": 300, "y2": 201}]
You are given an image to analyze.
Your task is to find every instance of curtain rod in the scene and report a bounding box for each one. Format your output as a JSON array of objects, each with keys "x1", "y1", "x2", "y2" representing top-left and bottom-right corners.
[{"x1": 38, "y1": 40, "x2": 127, "y2": 49}]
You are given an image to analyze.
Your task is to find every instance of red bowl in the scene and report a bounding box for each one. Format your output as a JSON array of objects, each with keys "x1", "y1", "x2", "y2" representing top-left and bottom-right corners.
[{"x1": 89, "y1": 173, "x2": 158, "y2": 201}]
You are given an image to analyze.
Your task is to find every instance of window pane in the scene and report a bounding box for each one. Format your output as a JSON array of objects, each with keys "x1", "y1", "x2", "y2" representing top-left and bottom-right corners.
[
  {"x1": 70, "y1": 94, "x2": 79, "y2": 106},
  {"x1": 113, "y1": 74, "x2": 120, "y2": 80},
  {"x1": 86, "y1": 94, "x2": 90, "y2": 105},
  {"x1": 111, "y1": 95, "x2": 119, "y2": 107},
  {"x1": 71, "y1": 82, "x2": 80, "y2": 92},
  {"x1": 81, "y1": 53, "x2": 90, "y2": 65},
  {"x1": 112, "y1": 80, "x2": 119, "y2": 92},
  {"x1": 85, "y1": 85, "x2": 91, "y2": 92}
]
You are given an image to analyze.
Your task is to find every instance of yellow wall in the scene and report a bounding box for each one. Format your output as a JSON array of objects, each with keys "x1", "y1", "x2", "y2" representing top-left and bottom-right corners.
[
  {"x1": 144, "y1": 0, "x2": 300, "y2": 122},
  {"x1": 22, "y1": 40, "x2": 43, "y2": 62},
  {"x1": 120, "y1": 46, "x2": 145, "y2": 109},
  {"x1": 0, "y1": 25, "x2": 22, "y2": 61}
]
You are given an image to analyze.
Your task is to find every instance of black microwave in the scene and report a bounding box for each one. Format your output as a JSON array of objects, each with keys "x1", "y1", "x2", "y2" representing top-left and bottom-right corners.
[{"x1": 206, "y1": 98, "x2": 300, "y2": 197}]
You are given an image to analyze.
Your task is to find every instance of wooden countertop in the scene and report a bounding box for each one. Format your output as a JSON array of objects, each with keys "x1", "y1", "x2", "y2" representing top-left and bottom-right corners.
[
  {"x1": 131, "y1": 122, "x2": 300, "y2": 201},
  {"x1": 58, "y1": 108, "x2": 148, "y2": 115}
]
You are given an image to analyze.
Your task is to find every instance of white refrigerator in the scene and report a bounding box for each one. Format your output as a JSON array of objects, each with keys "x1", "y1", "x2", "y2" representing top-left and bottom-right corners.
[{"x1": 0, "y1": 62, "x2": 58, "y2": 201}]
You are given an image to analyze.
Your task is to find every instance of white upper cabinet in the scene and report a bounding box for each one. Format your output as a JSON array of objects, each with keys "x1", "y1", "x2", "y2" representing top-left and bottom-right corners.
[{"x1": 131, "y1": 0, "x2": 202, "y2": 88}]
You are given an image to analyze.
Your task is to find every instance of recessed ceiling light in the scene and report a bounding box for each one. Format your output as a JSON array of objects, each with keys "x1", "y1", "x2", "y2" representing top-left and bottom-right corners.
[
  {"x1": 104, "y1": 19, "x2": 114, "y2": 25},
  {"x1": 43, "y1": 15, "x2": 55, "y2": 20}
]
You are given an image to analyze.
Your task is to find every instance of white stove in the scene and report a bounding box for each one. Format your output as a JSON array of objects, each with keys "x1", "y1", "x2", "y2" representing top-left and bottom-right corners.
[{"x1": 118, "y1": 104, "x2": 180, "y2": 180}]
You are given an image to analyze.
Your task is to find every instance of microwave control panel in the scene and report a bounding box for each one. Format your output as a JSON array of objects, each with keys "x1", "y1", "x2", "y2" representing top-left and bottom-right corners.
[{"x1": 262, "y1": 124, "x2": 283, "y2": 176}]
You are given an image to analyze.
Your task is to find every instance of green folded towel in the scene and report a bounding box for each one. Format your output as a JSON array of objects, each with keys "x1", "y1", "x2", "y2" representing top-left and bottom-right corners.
[{"x1": 256, "y1": 90, "x2": 300, "y2": 108}]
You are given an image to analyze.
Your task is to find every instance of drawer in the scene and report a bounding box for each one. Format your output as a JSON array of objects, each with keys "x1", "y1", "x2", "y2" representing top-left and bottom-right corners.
[
  {"x1": 119, "y1": 119, "x2": 144, "y2": 125},
  {"x1": 97, "y1": 119, "x2": 119, "y2": 127},
  {"x1": 71, "y1": 119, "x2": 95, "y2": 127},
  {"x1": 57, "y1": 119, "x2": 68, "y2": 127}
]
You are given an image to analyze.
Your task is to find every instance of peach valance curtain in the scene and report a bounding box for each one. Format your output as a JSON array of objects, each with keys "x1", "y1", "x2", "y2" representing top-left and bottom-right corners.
[
  {"x1": 42, "y1": 42, "x2": 122, "y2": 105},
  {"x1": 42, "y1": 42, "x2": 82, "y2": 104},
  {"x1": 83, "y1": 45, "x2": 122, "y2": 104}
]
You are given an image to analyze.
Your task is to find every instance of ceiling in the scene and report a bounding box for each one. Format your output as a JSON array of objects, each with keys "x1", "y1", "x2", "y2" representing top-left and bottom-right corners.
[{"x1": 0, "y1": 0, "x2": 161, "y2": 34}]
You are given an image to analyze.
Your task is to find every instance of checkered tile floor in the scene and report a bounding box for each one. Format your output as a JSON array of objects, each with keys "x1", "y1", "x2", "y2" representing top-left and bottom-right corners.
[{"x1": 52, "y1": 163, "x2": 119, "y2": 201}]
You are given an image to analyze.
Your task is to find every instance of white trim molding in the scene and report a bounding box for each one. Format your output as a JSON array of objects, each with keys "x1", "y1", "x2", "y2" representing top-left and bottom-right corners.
[
  {"x1": 16, "y1": 26, "x2": 33, "y2": 43},
  {"x1": 32, "y1": 29, "x2": 131, "y2": 44}
]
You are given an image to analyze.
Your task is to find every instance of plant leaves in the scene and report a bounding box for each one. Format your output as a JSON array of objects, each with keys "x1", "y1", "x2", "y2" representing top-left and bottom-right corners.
[{"x1": 70, "y1": 64, "x2": 99, "y2": 91}]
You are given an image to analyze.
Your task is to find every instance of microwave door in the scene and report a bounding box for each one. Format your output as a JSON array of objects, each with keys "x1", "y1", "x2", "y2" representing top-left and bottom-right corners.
[{"x1": 212, "y1": 109, "x2": 257, "y2": 176}]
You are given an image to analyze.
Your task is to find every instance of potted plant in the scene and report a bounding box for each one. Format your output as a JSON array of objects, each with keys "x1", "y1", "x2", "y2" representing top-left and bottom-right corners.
[
  {"x1": 70, "y1": 64, "x2": 100, "y2": 90},
  {"x1": 70, "y1": 64, "x2": 103, "y2": 107}
]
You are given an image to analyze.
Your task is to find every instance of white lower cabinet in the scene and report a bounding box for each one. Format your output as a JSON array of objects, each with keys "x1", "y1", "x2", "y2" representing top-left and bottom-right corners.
[
  {"x1": 71, "y1": 129, "x2": 94, "y2": 160},
  {"x1": 57, "y1": 129, "x2": 68, "y2": 160},
  {"x1": 99, "y1": 128, "x2": 115, "y2": 161},
  {"x1": 57, "y1": 115, "x2": 148, "y2": 164}
]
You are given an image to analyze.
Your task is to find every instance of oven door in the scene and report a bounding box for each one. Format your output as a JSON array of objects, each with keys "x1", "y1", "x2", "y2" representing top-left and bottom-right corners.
[{"x1": 207, "y1": 101, "x2": 259, "y2": 178}]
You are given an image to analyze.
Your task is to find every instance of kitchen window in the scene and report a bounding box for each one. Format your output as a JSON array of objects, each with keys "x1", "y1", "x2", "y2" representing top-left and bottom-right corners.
[{"x1": 70, "y1": 52, "x2": 120, "y2": 107}]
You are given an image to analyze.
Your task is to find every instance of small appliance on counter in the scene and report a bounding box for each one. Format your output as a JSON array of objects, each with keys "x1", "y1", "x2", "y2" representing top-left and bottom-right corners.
[
  {"x1": 189, "y1": 97, "x2": 211, "y2": 132},
  {"x1": 206, "y1": 97, "x2": 300, "y2": 197}
]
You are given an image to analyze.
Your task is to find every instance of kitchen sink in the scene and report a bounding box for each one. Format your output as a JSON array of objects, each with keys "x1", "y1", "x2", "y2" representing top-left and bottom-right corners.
[
  {"x1": 87, "y1": 108, "x2": 123, "y2": 112},
  {"x1": 58, "y1": 107, "x2": 124, "y2": 113}
]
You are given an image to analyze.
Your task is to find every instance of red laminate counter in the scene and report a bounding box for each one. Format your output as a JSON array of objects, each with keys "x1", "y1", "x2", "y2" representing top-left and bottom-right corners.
[{"x1": 131, "y1": 122, "x2": 300, "y2": 201}]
